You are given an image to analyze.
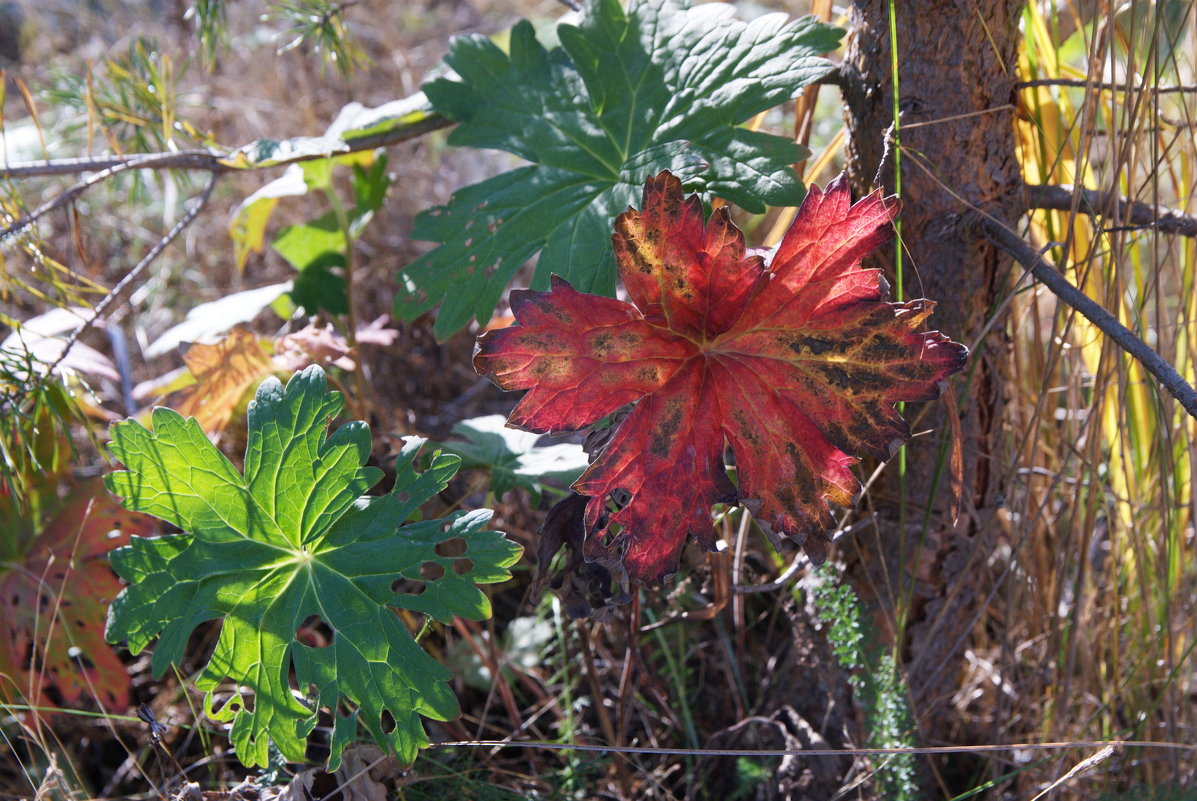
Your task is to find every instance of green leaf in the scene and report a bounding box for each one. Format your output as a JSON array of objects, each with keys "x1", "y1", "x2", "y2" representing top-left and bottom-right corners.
[
  {"x1": 103, "y1": 366, "x2": 522, "y2": 770},
  {"x1": 228, "y1": 96, "x2": 421, "y2": 271},
  {"x1": 397, "y1": 0, "x2": 842, "y2": 338},
  {"x1": 273, "y1": 214, "x2": 349, "y2": 315},
  {"x1": 437, "y1": 414, "x2": 589, "y2": 502},
  {"x1": 290, "y1": 264, "x2": 349, "y2": 316},
  {"x1": 348, "y1": 153, "x2": 392, "y2": 238},
  {"x1": 274, "y1": 212, "x2": 347, "y2": 271},
  {"x1": 265, "y1": 157, "x2": 389, "y2": 316}
]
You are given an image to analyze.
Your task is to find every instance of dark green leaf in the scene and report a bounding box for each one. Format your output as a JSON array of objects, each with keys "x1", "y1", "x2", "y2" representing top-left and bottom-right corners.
[
  {"x1": 291, "y1": 263, "x2": 349, "y2": 316},
  {"x1": 397, "y1": 0, "x2": 841, "y2": 337}
]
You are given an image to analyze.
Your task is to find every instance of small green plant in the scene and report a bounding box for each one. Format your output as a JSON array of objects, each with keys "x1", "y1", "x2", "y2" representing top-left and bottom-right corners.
[
  {"x1": 268, "y1": 0, "x2": 369, "y2": 76},
  {"x1": 103, "y1": 366, "x2": 523, "y2": 769},
  {"x1": 812, "y1": 567, "x2": 917, "y2": 800},
  {"x1": 44, "y1": 38, "x2": 196, "y2": 154},
  {"x1": 270, "y1": 154, "x2": 391, "y2": 317},
  {"x1": 396, "y1": 0, "x2": 843, "y2": 338},
  {"x1": 433, "y1": 414, "x2": 588, "y2": 503}
]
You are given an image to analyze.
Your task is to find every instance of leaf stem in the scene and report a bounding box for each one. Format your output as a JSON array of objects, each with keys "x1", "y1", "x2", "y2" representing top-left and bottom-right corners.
[{"x1": 323, "y1": 184, "x2": 371, "y2": 419}]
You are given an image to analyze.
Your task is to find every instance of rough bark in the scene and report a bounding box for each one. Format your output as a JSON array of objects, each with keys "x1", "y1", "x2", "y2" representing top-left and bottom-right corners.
[{"x1": 839, "y1": 0, "x2": 1024, "y2": 756}]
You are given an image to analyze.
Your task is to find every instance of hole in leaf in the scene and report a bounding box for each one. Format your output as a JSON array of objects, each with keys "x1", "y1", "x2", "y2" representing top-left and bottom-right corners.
[
  {"x1": 225, "y1": 692, "x2": 253, "y2": 714},
  {"x1": 601, "y1": 522, "x2": 624, "y2": 548},
  {"x1": 452, "y1": 558, "x2": 473, "y2": 575},
  {"x1": 420, "y1": 562, "x2": 445, "y2": 581},
  {"x1": 392, "y1": 578, "x2": 425, "y2": 595},
  {"x1": 296, "y1": 615, "x2": 334, "y2": 648},
  {"x1": 287, "y1": 665, "x2": 301, "y2": 695},
  {"x1": 381, "y1": 710, "x2": 396, "y2": 735},
  {"x1": 396, "y1": 491, "x2": 410, "y2": 503},
  {"x1": 311, "y1": 773, "x2": 341, "y2": 801},
  {"x1": 435, "y1": 537, "x2": 467, "y2": 558}
]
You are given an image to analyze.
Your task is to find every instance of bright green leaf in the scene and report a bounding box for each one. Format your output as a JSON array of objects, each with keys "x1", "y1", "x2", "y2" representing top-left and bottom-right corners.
[
  {"x1": 349, "y1": 154, "x2": 392, "y2": 237},
  {"x1": 103, "y1": 366, "x2": 522, "y2": 770},
  {"x1": 273, "y1": 214, "x2": 350, "y2": 315},
  {"x1": 396, "y1": 0, "x2": 842, "y2": 338},
  {"x1": 273, "y1": 213, "x2": 347, "y2": 271},
  {"x1": 437, "y1": 414, "x2": 588, "y2": 502}
]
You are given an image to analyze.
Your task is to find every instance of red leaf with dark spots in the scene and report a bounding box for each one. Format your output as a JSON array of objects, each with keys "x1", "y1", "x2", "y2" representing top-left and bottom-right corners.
[
  {"x1": 475, "y1": 172, "x2": 968, "y2": 584},
  {"x1": 0, "y1": 479, "x2": 153, "y2": 713}
]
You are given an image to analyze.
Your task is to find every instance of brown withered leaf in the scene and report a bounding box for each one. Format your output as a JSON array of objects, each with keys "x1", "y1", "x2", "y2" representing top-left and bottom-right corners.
[{"x1": 173, "y1": 325, "x2": 277, "y2": 433}]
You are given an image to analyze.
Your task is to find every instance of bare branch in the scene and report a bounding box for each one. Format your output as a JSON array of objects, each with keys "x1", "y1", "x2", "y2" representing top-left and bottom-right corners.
[
  {"x1": 1, "y1": 112, "x2": 451, "y2": 244},
  {"x1": 2, "y1": 151, "x2": 210, "y2": 241},
  {"x1": 1, "y1": 150, "x2": 226, "y2": 179},
  {"x1": 0, "y1": 111, "x2": 451, "y2": 180},
  {"x1": 1026, "y1": 183, "x2": 1197, "y2": 238},
  {"x1": 1016, "y1": 78, "x2": 1197, "y2": 95},
  {"x1": 38, "y1": 173, "x2": 219, "y2": 382},
  {"x1": 978, "y1": 216, "x2": 1197, "y2": 421}
]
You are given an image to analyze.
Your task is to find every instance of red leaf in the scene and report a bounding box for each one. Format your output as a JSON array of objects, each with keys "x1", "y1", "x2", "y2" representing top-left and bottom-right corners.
[
  {"x1": 0, "y1": 480, "x2": 153, "y2": 713},
  {"x1": 475, "y1": 172, "x2": 968, "y2": 584}
]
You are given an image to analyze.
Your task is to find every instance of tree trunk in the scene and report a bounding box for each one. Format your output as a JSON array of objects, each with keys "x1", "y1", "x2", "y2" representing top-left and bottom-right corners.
[{"x1": 839, "y1": 0, "x2": 1024, "y2": 756}]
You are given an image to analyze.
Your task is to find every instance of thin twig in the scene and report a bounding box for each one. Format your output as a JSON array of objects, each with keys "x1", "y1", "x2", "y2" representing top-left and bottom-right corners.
[
  {"x1": 0, "y1": 112, "x2": 451, "y2": 181},
  {"x1": 1, "y1": 150, "x2": 224, "y2": 179},
  {"x1": 431, "y1": 737, "x2": 1192, "y2": 758},
  {"x1": 1016, "y1": 78, "x2": 1197, "y2": 94},
  {"x1": 1026, "y1": 183, "x2": 1197, "y2": 238},
  {"x1": 37, "y1": 174, "x2": 218, "y2": 382},
  {"x1": 978, "y1": 215, "x2": 1197, "y2": 421},
  {"x1": 731, "y1": 515, "x2": 876, "y2": 594},
  {"x1": 2, "y1": 151, "x2": 214, "y2": 240}
]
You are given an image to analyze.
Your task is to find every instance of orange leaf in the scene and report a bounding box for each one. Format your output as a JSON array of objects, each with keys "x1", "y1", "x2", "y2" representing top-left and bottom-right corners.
[{"x1": 174, "y1": 326, "x2": 276, "y2": 433}]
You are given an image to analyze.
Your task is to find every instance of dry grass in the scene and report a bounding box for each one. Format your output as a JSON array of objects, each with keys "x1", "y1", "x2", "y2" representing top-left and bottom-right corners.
[{"x1": 964, "y1": 2, "x2": 1197, "y2": 796}]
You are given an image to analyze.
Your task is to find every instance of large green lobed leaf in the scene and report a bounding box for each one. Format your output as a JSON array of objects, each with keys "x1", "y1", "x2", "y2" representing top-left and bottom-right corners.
[
  {"x1": 396, "y1": 0, "x2": 842, "y2": 339},
  {"x1": 104, "y1": 366, "x2": 522, "y2": 769}
]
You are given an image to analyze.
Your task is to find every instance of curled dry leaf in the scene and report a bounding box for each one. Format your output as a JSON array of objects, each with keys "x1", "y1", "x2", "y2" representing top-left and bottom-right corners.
[{"x1": 475, "y1": 172, "x2": 968, "y2": 584}]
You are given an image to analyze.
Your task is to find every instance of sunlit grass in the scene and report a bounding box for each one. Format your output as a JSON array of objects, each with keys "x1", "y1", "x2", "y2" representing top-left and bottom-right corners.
[{"x1": 986, "y1": 1, "x2": 1197, "y2": 794}]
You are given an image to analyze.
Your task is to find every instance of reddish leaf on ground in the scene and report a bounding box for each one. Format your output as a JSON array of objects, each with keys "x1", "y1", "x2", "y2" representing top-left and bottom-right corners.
[
  {"x1": 0, "y1": 479, "x2": 153, "y2": 713},
  {"x1": 475, "y1": 172, "x2": 968, "y2": 584}
]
